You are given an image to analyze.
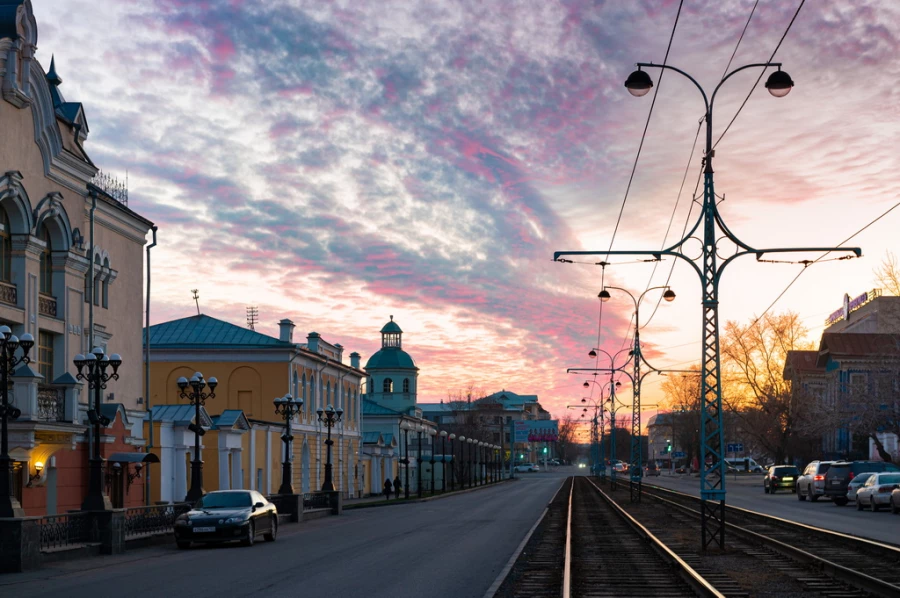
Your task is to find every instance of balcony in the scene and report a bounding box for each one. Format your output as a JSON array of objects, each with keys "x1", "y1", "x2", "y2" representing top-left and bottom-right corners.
[
  {"x1": 39, "y1": 293, "x2": 57, "y2": 317},
  {"x1": 0, "y1": 280, "x2": 16, "y2": 306}
]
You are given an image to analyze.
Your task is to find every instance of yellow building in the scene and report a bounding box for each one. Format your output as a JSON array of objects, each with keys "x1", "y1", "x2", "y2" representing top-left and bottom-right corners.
[{"x1": 144, "y1": 315, "x2": 364, "y2": 502}]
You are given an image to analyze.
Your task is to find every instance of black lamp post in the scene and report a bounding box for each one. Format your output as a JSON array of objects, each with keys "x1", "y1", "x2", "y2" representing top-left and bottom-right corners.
[
  {"x1": 429, "y1": 428, "x2": 436, "y2": 496},
  {"x1": 468, "y1": 438, "x2": 474, "y2": 488},
  {"x1": 75, "y1": 347, "x2": 122, "y2": 511},
  {"x1": 274, "y1": 393, "x2": 303, "y2": 495},
  {"x1": 177, "y1": 372, "x2": 217, "y2": 503},
  {"x1": 448, "y1": 433, "x2": 456, "y2": 491},
  {"x1": 458, "y1": 436, "x2": 466, "y2": 489},
  {"x1": 476, "y1": 441, "x2": 482, "y2": 486},
  {"x1": 401, "y1": 420, "x2": 411, "y2": 499},
  {"x1": 316, "y1": 404, "x2": 343, "y2": 492},
  {"x1": 416, "y1": 424, "x2": 424, "y2": 499},
  {"x1": 0, "y1": 326, "x2": 33, "y2": 518},
  {"x1": 439, "y1": 430, "x2": 447, "y2": 493}
]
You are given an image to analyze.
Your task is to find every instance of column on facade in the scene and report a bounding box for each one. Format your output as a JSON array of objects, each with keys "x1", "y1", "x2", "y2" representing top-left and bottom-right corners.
[
  {"x1": 174, "y1": 448, "x2": 188, "y2": 502},
  {"x1": 230, "y1": 448, "x2": 243, "y2": 489}
]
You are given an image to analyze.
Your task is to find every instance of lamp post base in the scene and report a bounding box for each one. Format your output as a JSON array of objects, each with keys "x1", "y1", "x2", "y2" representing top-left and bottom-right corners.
[
  {"x1": 185, "y1": 460, "x2": 204, "y2": 503},
  {"x1": 321, "y1": 463, "x2": 335, "y2": 492},
  {"x1": 81, "y1": 457, "x2": 113, "y2": 511},
  {"x1": 278, "y1": 461, "x2": 294, "y2": 495},
  {"x1": 0, "y1": 455, "x2": 25, "y2": 518}
]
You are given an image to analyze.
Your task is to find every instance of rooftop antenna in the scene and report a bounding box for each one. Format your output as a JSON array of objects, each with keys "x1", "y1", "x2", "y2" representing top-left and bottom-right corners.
[
  {"x1": 191, "y1": 289, "x2": 200, "y2": 315},
  {"x1": 246, "y1": 306, "x2": 259, "y2": 330}
]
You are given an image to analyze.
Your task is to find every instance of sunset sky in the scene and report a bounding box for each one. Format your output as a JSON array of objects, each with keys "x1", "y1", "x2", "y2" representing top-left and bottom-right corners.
[{"x1": 34, "y1": 1, "x2": 900, "y2": 423}]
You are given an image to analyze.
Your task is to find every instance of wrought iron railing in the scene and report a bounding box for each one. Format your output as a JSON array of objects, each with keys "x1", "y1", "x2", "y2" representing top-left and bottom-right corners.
[
  {"x1": 39, "y1": 512, "x2": 91, "y2": 551},
  {"x1": 302, "y1": 492, "x2": 331, "y2": 510},
  {"x1": 37, "y1": 385, "x2": 65, "y2": 421},
  {"x1": 90, "y1": 170, "x2": 128, "y2": 206},
  {"x1": 124, "y1": 503, "x2": 191, "y2": 538},
  {"x1": 38, "y1": 293, "x2": 57, "y2": 317},
  {"x1": 0, "y1": 280, "x2": 16, "y2": 306}
]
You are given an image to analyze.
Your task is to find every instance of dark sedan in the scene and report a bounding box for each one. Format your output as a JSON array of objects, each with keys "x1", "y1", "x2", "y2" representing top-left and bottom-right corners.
[
  {"x1": 764, "y1": 465, "x2": 800, "y2": 494},
  {"x1": 174, "y1": 490, "x2": 278, "y2": 549}
]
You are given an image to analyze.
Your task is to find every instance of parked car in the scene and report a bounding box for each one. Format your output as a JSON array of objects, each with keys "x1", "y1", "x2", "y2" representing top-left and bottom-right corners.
[
  {"x1": 846, "y1": 472, "x2": 875, "y2": 504},
  {"x1": 724, "y1": 457, "x2": 765, "y2": 473},
  {"x1": 645, "y1": 462, "x2": 660, "y2": 477},
  {"x1": 892, "y1": 487, "x2": 900, "y2": 514},
  {"x1": 855, "y1": 472, "x2": 900, "y2": 511},
  {"x1": 763, "y1": 465, "x2": 800, "y2": 493},
  {"x1": 174, "y1": 490, "x2": 278, "y2": 549},
  {"x1": 514, "y1": 463, "x2": 538, "y2": 472},
  {"x1": 824, "y1": 461, "x2": 900, "y2": 506},
  {"x1": 797, "y1": 460, "x2": 835, "y2": 502},
  {"x1": 613, "y1": 462, "x2": 628, "y2": 473}
]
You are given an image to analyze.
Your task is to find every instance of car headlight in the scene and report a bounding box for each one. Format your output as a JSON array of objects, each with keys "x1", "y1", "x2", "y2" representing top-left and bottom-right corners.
[
  {"x1": 224, "y1": 517, "x2": 244, "y2": 524},
  {"x1": 175, "y1": 517, "x2": 191, "y2": 526}
]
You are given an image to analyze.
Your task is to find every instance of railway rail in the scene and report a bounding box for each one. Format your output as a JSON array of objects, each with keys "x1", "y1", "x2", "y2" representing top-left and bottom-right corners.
[
  {"x1": 639, "y1": 482, "x2": 900, "y2": 597},
  {"x1": 495, "y1": 477, "x2": 724, "y2": 598}
]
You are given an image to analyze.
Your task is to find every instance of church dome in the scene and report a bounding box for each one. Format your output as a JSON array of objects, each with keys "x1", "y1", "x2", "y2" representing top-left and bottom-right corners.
[{"x1": 364, "y1": 316, "x2": 418, "y2": 371}]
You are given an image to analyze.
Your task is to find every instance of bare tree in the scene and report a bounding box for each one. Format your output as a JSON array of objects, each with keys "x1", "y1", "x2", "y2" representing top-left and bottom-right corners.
[
  {"x1": 721, "y1": 311, "x2": 816, "y2": 464},
  {"x1": 874, "y1": 251, "x2": 900, "y2": 295},
  {"x1": 556, "y1": 415, "x2": 578, "y2": 464}
]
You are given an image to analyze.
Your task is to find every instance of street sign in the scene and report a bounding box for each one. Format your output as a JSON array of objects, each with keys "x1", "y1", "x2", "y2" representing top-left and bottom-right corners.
[
  {"x1": 672, "y1": 451, "x2": 686, "y2": 458},
  {"x1": 726, "y1": 443, "x2": 744, "y2": 453}
]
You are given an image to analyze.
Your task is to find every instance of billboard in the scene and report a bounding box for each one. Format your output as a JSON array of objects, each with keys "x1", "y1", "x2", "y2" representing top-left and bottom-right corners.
[{"x1": 513, "y1": 420, "x2": 559, "y2": 443}]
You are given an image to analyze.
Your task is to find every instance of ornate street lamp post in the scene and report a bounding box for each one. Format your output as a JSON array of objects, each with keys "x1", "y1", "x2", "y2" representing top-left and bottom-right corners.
[
  {"x1": 448, "y1": 433, "x2": 456, "y2": 491},
  {"x1": 317, "y1": 404, "x2": 343, "y2": 492},
  {"x1": 467, "y1": 438, "x2": 475, "y2": 488},
  {"x1": 416, "y1": 423, "x2": 424, "y2": 498},
  {"x1": 274, "y1": 393, "x2": 303, "y2": 494},
  {"x1": 75, "y1": 347, "x2": 122, "y2": 511},
  {"x1": 400, "y1": 420, "x2": 411, "y2": 499},
  {"x1": 458, "y1": 436, "x2": 466, "y2": 489},
  {"x1": 177, "y1": 372, "x2": 217, "y2": 503},
  {"x1": 439, "y1": 430, "x2": 448, "y2": 493},
  {"x1": 428, "y1": 427, "x2": 437, "y2": 496},
  {"x1": 0, "y1": 327, "x2": 33, "y2": 517},
  {"x1": 478, "y1": 442, "x2": 485, "y2": 486}
]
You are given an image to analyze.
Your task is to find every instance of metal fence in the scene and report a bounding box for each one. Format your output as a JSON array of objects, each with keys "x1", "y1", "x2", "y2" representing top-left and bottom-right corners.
[
  {"x1": 302, "y1": 492, "x2": 331, "y2": 510},
  {"x1": 39, "y1": 512, "x2": 91, "y2": 551},
  {"x1": 124, "y1": 503, "x2": 191, "y2": 538}
]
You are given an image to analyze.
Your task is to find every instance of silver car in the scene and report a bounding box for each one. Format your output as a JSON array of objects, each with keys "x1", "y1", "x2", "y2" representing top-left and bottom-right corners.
[
  {"x1": 856, "y1": 472, "x2": 900, "y2": 511},
  {"x1": 797, "y1": 460, "x2": 834, "y2": 502},
  {"x1": 846, "y1": 472, "x2": 874, "y2": 503}
]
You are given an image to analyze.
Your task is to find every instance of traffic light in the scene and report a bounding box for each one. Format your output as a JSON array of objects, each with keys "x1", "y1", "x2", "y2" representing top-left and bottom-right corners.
[
  {"x1": 666, "y1": 439, "x2": 672, "y2": 453},
  {"x1": 543, "y1": 447, "x2": 548, "y2": 454}
]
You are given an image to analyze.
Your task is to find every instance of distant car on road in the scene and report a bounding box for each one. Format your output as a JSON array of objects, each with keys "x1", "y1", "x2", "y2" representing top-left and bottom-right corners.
[
  {"x1": 613, "y1": 462, "x2": 627, "y2": 473},
  {"x1": 846, "y1": 472, "x2": 875, "y2": 504},
  {"x1": 724, "y1": 457, "x2": 765, "y2": 473},
  {"x1": 514, "y1": 463, "x2": 538, "y2": 472},
  {"x1": 797, "y1": 460, "x2": 835, "y2": 502},
  {"x1": 763, "y1": 465, "x2": 800, "y2": 494},
  {"x1": 645, "y1": 462, "x2": 660, "y2": 477},
  {"x1": 855, "y1": 472, "x2": 900, "y2": 512},
  {"x1": 174, "y1": 490, "x2": 278, "y2": 549},
  {"x1": 824, "y1": 461, "x2": 900, "y2": 506}
]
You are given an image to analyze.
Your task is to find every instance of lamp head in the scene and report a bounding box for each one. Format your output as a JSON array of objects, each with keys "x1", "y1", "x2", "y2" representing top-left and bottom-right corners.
[
  {"x1": 177, "y1": 376, "x2": 189, "y2": 390},
  {"x1": 34, "y1": 461, "x2": 44, "y2": 472},
  {"x1": 663, "y1": 289, "x2": 676, "y2": 302},
  {"x1": 624, "y1": 68, "x2": 653, "y2": 97},
  {"x1": 598, "y1": 289, "x2": 611, "y2": 302},
  {"x1": 583, "y1": 381, "x2": 589, "y2": 388},
  {"x1": 588, "y1": 349, "x2": 597, "y2": 358},
  {"x1": 19, "y1": 333, "x2": 34, "y2": 355},
  {"x1": 449, "y1": 433, "x2": 456, "y2": 440},
  {"x1": 207, "y1": 377, "x2": 218, "y2": 391},
  {"x1": 458, "y1": 435, "x2": 465, "y2": 441},
  {"x1": 92, "y1": 346, "x2": 105, "y2": 359},
  {"x1": 108, "y1": 353, "x2": 122, "y2": 372},
  {"x1": 316, "y1": 407, "x2": 324, "y2": 419},
  {"x1": 765, "y1": 69, "x2": 794, "y2": 98},
  {"x1": 0, "y1": 325, "x2": 10, "y2": 340},
  {"x1": 6, "y1": 335, "x2": 18, "y2": 352},
  {"x1": 581, "y1": 398, "x2": 586, "y2": 403},
  {"x1": 440, "y1": 430, "x2": 448, "y2": 437}
]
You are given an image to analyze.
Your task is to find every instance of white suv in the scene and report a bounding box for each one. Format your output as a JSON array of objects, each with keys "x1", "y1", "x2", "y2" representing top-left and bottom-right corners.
[
  {"x1": 514, "y1": 463, "x2": 537, "y2": 472},
  {"x1": 797, "y1": 460, "x2": 834, "y2": 502}
]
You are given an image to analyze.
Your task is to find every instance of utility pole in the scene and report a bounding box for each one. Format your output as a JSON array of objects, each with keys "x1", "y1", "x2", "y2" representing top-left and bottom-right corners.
[
  {"x1": 556, "y1": 61, "x2": 860, "y2": 549},
  {"x1": 191, "y1": 289, "x2": 200, "y2": 316}
]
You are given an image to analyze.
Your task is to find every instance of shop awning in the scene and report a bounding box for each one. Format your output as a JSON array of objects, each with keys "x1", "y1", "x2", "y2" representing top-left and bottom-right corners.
[{"x1": 108, "y1": 452, "x2": 160, "y2": 464}]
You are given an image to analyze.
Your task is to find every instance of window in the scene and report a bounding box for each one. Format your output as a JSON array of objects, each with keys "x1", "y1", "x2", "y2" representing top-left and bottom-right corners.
[
  {"x1": 38, "y1": 331, "x2": 54, "y2": 381},
  {"x1": 39, "y1": 224, "x2": 52, "y2": 295},
  {"x1": 0, "y1": 209, "x2": 10, "y2": 282},
  {"x1": 403, "y1": 378, "x2": 410, "y2": 393},
  {"x1": 101, "y1": 257, "x2": 110, "y2": 308},
  {"x1": 302, "y1": 373, "x2": 308, "y2": 415},
  {"x1": 383, "y1": 378, "x2": 393, "y2": 393},
  {"x1": 326, "y1": 381, "x2": 331, "y2": 408},
  {"x1": 92, "y1": 254, "x2": 101, "y2": 306},
  {"x1": 292, "y1": 370, "x2": 299, "y2": 399}
]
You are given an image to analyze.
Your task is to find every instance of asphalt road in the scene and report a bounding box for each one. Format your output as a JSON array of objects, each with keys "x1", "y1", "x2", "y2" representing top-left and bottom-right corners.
[
  {"x1": 2, "y1": 471, "x2": 569, "y2": 598},
  {"x1": 647, "y1": 472, "x2": 900, "y2": 545}
]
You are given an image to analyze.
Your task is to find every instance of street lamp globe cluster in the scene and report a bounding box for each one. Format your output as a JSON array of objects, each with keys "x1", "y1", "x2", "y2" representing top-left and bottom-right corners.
[
  {"x1": 74, "y1": 346, "x2": 123, "y2": 511},
  {"x1": 177, "y1": 372, "x2": 217, "y2": 503},
  {"x1": 0, "y1": 326, "x2": 34, "y2": 517},
  {"x1": 274, "y1": 393, "x2": 303, "y2": 495},
  {"x1": 317, "y1": 404, "x2": 343, "y2": 492}
]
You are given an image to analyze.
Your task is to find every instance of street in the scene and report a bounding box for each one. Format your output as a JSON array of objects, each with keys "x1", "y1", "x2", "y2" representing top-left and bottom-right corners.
[
  {"x1": 649, "y1": 473, "x2": 900, "y2": 545},
  {"x1": 2, "y1": 472, "x2": 568, "y2": 598}
]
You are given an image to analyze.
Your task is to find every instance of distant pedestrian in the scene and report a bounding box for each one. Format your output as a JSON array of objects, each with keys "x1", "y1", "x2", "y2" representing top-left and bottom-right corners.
[
  {"x1": 383, "y1": 479, "x2": 392, "y2": 500},
  {"x1": 394, "y1": 475, "x2": 402, "y2": 499}
]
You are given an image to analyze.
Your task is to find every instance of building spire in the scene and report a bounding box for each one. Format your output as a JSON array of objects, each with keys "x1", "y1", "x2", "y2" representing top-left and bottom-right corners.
[{"x1": 46, "y1": 55, "x2": 62, "y2": 87}]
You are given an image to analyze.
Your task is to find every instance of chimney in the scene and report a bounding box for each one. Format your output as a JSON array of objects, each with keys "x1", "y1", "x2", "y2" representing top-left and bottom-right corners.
[
  {"x1": 334, "y1": 343, "x2": 344, "y2": 362},
  {"x1": 307, "y1": 331, "x2": 320, "y2": 354},
  {"x1": 350, "y1": 352, "x2": 360, "y2": 369},
  {"x1": 278, "y1": 319, "x2": 295, "y2": 343}
]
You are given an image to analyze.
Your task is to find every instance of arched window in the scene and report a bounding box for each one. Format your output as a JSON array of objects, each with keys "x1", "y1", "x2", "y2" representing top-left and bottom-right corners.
[
  {"x1": 101, "y1": 257, "x2": 110, "y2": 308},
  {"x1": 403, "y1": 378, "x2": 410, "y2": 393},
  {"x1": 0, "y1": 209, "x2": 11, "y2": 282},
  {"x1": 302, "y1": 373, "x2": 308, "y2": 416},
  {"x1": 39, "y1": 224, "x2": 52, "y2": 295},
  {"x1": 383, "y1": 378, "x2": 393, "y2": 393},
  {"x1": 308, "y1": 374, "x2": 315, "y2": 414},
  {"x1": 326, "y1": 381, "x2": 331, "y2": 408},
  {"x1": 292, "y1": 370, "x2": 299, "y2": 399},
  {"x1": 92, "y1": 254, "x2": 101, "y2": 306}
]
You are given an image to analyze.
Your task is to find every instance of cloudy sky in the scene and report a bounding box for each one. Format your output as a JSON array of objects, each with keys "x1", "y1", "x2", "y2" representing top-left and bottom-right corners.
[{"x1": 34, "y1": 1, "x2": 900, "y2": 421}]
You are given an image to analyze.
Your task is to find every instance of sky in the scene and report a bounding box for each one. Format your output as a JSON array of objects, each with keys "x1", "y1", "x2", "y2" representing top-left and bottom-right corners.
[{"x1": 33, "y1": 1, "x2": 900, "y2": 424}]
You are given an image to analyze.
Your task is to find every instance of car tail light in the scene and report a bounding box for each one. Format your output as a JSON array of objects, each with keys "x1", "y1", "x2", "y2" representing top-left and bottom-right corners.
[
  {"x1": 771, "y1": 476, "x2": 779, "y2": 481},
  {"x1": 814, "y1": 474, "x2": 824, "y2": 481},
  {"x1": 848, "y1": 472, "x2": 855, "y2": 480}
]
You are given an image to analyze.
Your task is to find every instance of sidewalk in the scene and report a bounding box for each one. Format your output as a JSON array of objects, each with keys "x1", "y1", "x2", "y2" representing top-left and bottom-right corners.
[{"x1": 345, "y1": 478, "x2": 515, "y2": 509}]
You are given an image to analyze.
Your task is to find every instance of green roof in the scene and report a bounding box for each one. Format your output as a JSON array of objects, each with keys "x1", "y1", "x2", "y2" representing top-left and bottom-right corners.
[
  {"x1": 362, "y1": 399, "x2": 402, "y2": 416},
  {"x1": 380, "y1": 318, "x2": 402, "y2": 334},
  {"x1": 364, "y1": 348, "x2": 417, "y2": 370},
  {"x1": 145, "y1": 314, "x2": 295, "y2": 349}
]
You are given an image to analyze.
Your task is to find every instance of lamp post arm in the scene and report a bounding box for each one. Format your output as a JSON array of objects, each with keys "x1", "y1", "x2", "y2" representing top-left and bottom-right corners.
[
  {"x1": 635, "y1": 62, "x2": 709, "y2": 116},
  {"x1": 556, "y1": 248, "x2": 705, "y2": 280},
  {"x1": 716, "y1": 245, "x2": 862, "y2": 285},
  {"x1": 710, "y1": 62, "x2": 782, "y2": 115}
]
